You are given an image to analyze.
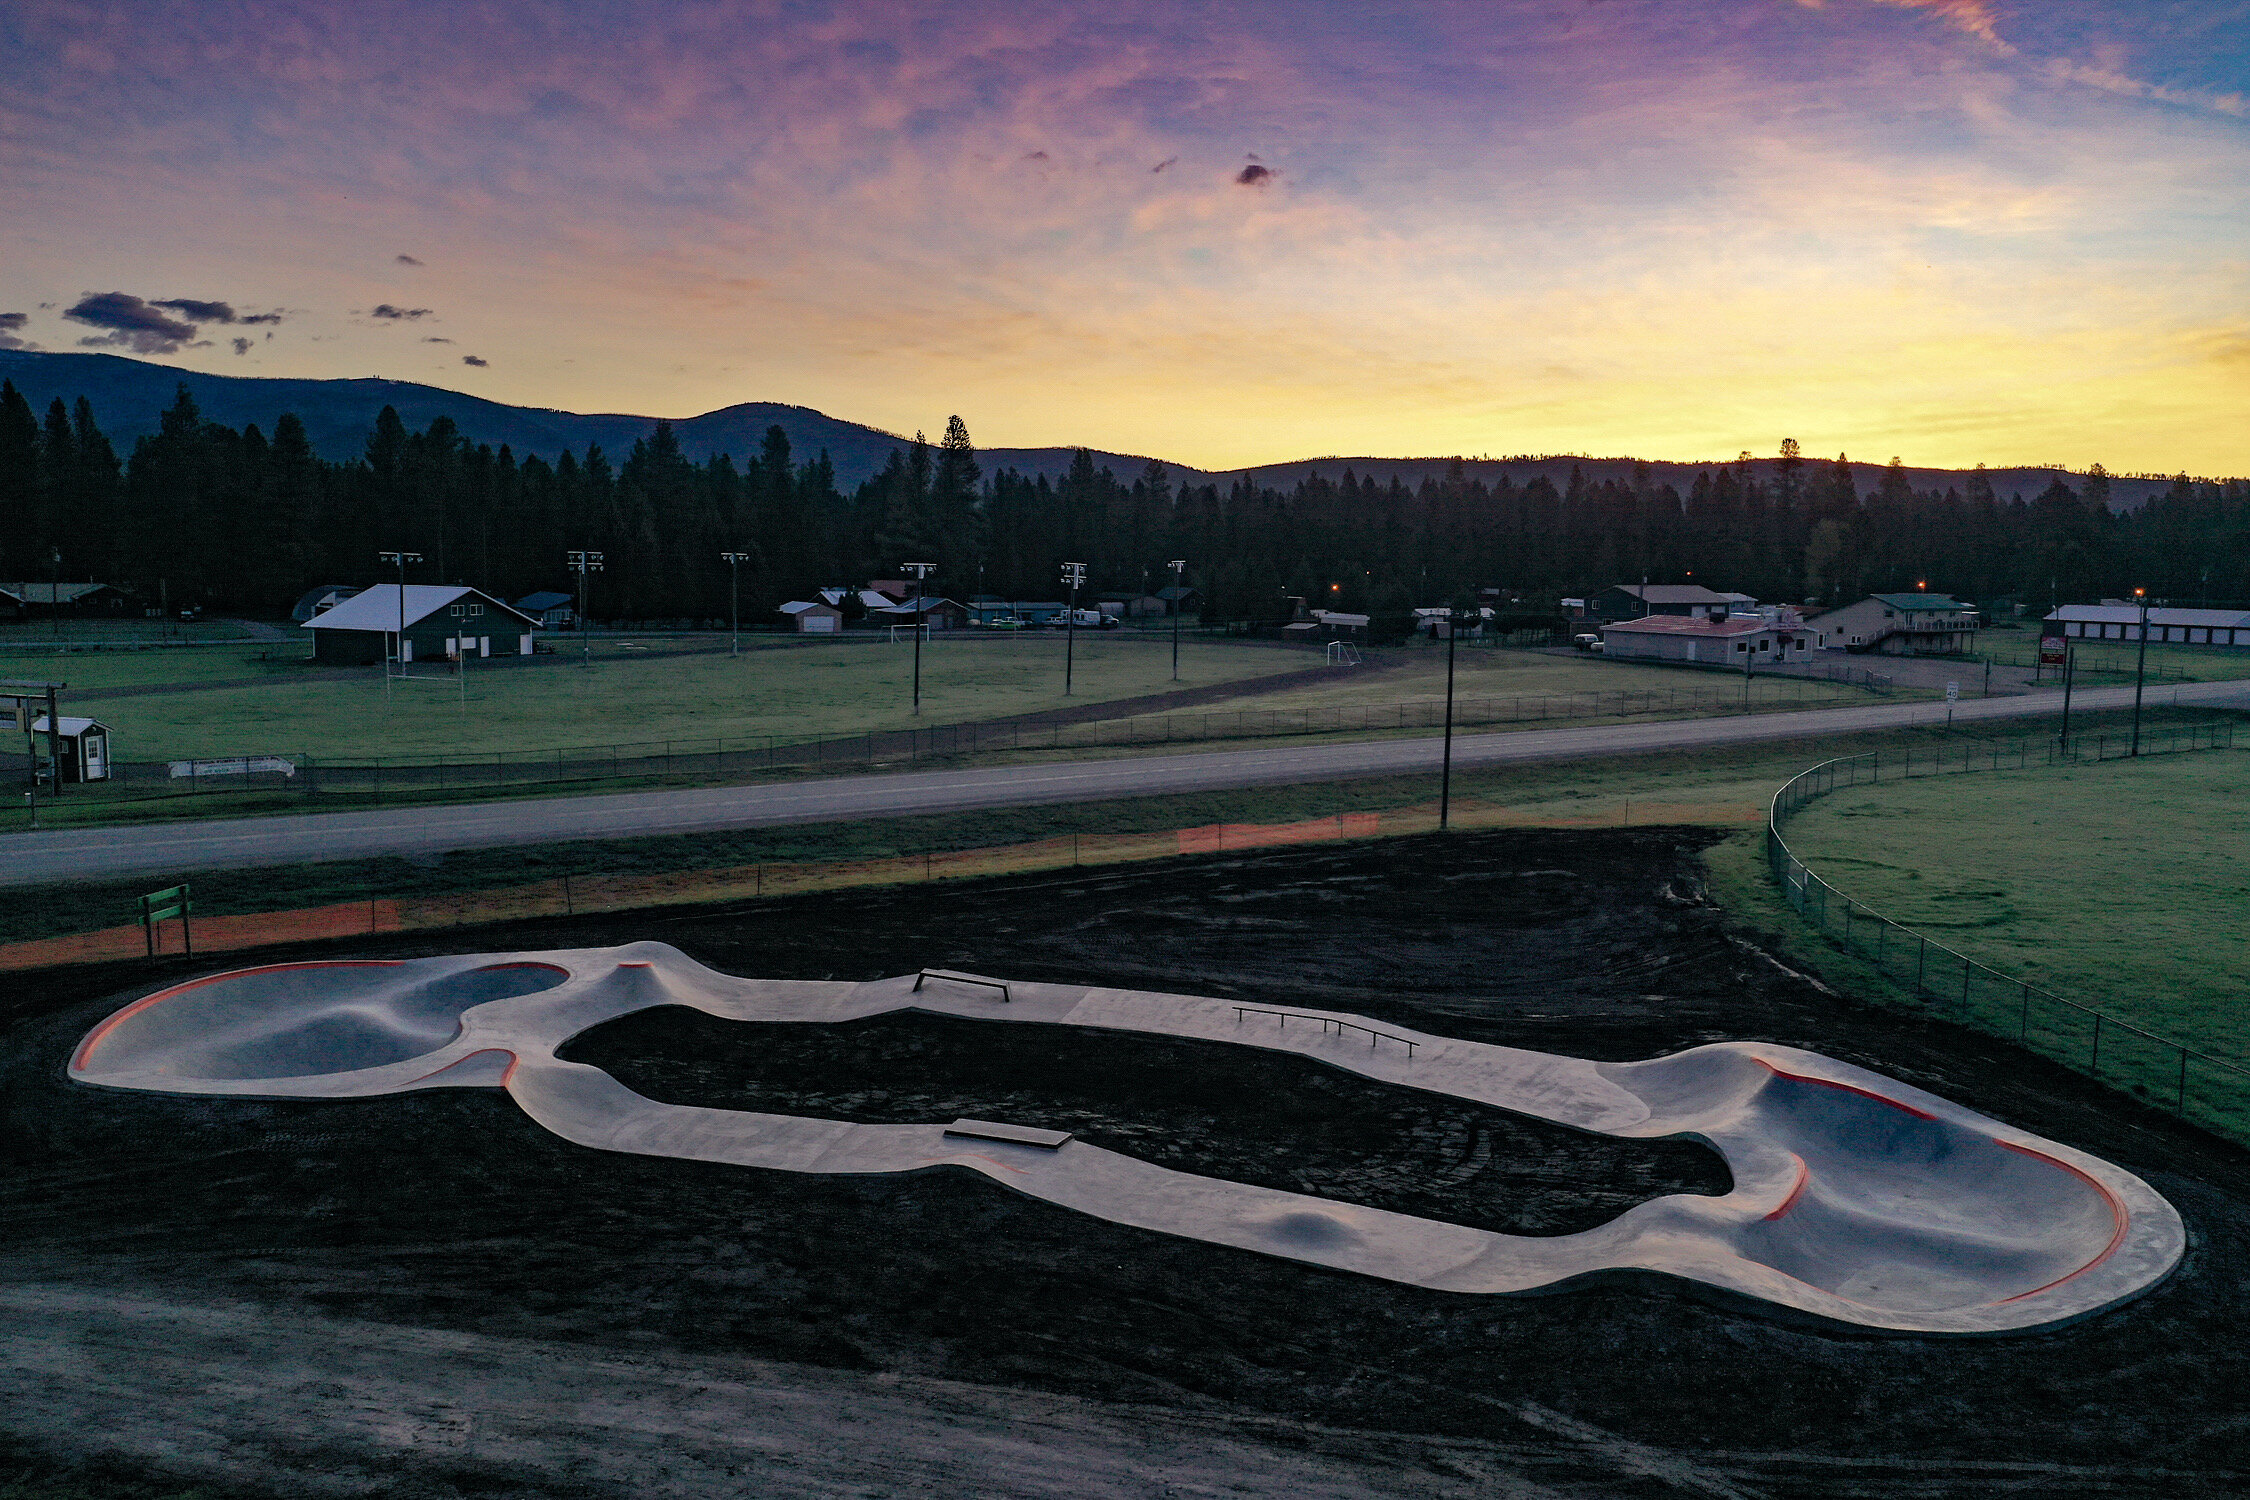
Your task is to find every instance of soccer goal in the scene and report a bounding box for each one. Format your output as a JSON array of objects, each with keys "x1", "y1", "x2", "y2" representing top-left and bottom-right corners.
[
  {"x1": 1325, "y1": 640, "x2": 1362, "y2": 665},
  {"x1": 889, "y1": 624, "x2": 929, "y2": 643}
]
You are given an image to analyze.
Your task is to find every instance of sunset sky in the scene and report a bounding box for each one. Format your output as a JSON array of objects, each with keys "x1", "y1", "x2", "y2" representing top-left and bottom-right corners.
[{"x1": 5, "y1": 1, "x2": 2247, "y2": 474}]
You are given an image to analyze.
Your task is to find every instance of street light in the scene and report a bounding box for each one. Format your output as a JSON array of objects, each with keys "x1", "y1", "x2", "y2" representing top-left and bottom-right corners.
[
  {"x1": 1439, "y1": 605, "x2": 1466, "y2": 830},
  {"x1": 377, "y1": 550, "x2": 423, "y2": 701},
  {"x1": 2131, "y1": 586, "x2": 2152, "y2": 756},
  {"x1": 566, "y1": 550, "x2": 604, "y2": 669},
  {"x1": 1060, "y1": 561, "x2": 1088, "y2": 696},
  {"x1": 1167, "y1": 559, "x2": 1186, "y2": 682},
  {"x1": 719, "y1": 551, "x2": 753, "y2": 657},
  {"x1": 899, "y1": 561, "x2": 936, "y2": 715}
]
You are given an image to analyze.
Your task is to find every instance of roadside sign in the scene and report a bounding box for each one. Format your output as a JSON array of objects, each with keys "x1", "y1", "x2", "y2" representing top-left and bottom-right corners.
[
  {"x1": 2039, "y1": 634, "x2": 2068, "y2": 666},
  {"x1": 1946, "y1": 681, "x2": 1960, "y2": 702}
]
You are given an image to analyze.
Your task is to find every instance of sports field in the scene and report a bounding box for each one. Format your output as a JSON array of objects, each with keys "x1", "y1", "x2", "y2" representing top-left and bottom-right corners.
[
  {"x1": 24, "y1": 636, "x2": 1305, "y2": 761},
  {"x1": 1778, "y1": 747, "x2": 2250, "y2": 1060}
]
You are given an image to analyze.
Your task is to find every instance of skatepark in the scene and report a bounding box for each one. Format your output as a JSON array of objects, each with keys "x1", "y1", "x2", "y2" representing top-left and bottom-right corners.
[
  {"x1": 71, "y1": 943, "x2": 2182, "y2": 1335},
  {"x1": 9, "y1": 829, "x2": 2250, "y2": 1496}
]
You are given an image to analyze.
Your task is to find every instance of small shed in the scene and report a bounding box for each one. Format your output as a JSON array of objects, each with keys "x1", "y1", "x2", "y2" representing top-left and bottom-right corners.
[
  {"x1": 780, "y1": 600, "x2": 844, "y2": 634},
  {"x1": 1156, "y1": 585, "x2": 1202, "y2": 617},
  {"x1": 29, "y1": 715, "x2": 112, "y2": 783}
]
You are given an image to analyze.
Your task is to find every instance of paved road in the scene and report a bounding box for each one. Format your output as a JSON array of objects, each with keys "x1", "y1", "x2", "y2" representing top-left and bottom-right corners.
[{"x1": 4, "y1": 679, "x2": 2241, "y2": 886}]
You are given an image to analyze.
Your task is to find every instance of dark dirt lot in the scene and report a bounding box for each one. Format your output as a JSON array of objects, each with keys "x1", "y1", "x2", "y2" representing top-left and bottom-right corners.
[{"x1": 6, "y1": 828, "x2": 2250, "y2": 1499}]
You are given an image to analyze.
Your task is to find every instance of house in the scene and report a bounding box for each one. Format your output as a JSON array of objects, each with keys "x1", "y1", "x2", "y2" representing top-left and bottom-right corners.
[
  {"x1": 1593, "y1": 583, "x2": 1754, "y2": 622},
  {"x1": 866, "y1": 594, "x2": 969, "y2": 630},
  {"x1": 515, "y1": 591, "x2": 578, "y2": 629},
  {"x1": 1155, "y1": 585, "x2": 1202, "y2": 617},
  {"x1": 0, "y1": 581, "x2": 131, "y2": 615},
  {"x1": 1600, "y1": 613, "x2": 1814, "y2": 665},
  {"x1": 2046, "y1": 603, "x2": 2250, "y2": 648},
  {"x1": 300, "y1": 584, "x2": 539, "y2": 665},
  {"x1": 1095, "y1": 593, "x2": 1168, "y2": 619},
  {"x1": 289, "y1": 585, "x2": 364, "y2": 623},
  {"x1": 1809, "y1": 594, "x2": 1979, "y2": 655},
  {"x1": 779, "y1": 600, "x2": 845, "y2": 634},
  {"x1": 0, "y1": 587, "x2": 22, "y2": 620}
]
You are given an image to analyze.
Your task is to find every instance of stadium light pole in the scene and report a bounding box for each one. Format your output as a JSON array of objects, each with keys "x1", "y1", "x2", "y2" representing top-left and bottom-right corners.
[
  {"x1": 1061, "y1": 561, "x2": 1088, "y2": 696},
  {"x1": 566, "y1": 550, "x2": 604, "y2": 669},
  {"x1": 377, "y1": 550, "x2": 423, "y2": 700},
  {"x1": 720, "y1": 551, "x2": 753, "y2": 658},
  {"x1": 48, "y1": 547, "x2": 61, "y2": 642},
  {"x1": 900, "y1": 561, "x2": 936, "y2": 715},
  {"x1": 2130, "y1": 586, "x2": 2151, "y2": 756},
  {"x1": 1439, "y1": 607, "x2": 1462, "y2": 830},
  {"x1": 1168, "y1": 558, "x2": 1186, "y2": 681}
]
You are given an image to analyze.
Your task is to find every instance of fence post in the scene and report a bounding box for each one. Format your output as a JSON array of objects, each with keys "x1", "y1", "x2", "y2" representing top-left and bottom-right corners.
[
  {"x1": 2178, "y1": 1049, "x2": 2188, "y2": 1113},
  {"x1": 1916, "y1": 937, "x2": 1926, "y2": 994},
  {"x1": 2091, "y1": 1013, "x2": 2103, "y2": 1075},
  {"x1": 1963, "y1": 954, "x2": 1972, "y2": 1007}
]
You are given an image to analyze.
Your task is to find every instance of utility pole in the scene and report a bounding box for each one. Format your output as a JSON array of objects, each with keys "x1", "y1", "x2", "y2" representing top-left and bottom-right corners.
[
  {"x1": 2059, "y1": 642, "x2": 2077, "y2": 753},
  {"x1": 377, "y1": 550, "x2": 423, "y2": 705},
  {"x1": 1061, "y1": 562, "x2": 1087, "y2": 696},
  {"x1": 567, "y1": 550, "x2": 604, "y2": 669},
  {"x1": 900, "y1": 561, "x2": 936, "y2": 715},
  {"x1": 1440, "y1": 608, "x2": 1461, "y2": 829},
  {"x1": 49, "y1": 547, "x2": 62, "y2": 642},
  {"x1": 1168, "y1": 559, "x2": 1186, "y2": 682},
  {"x1": 720, "y1": 551, "x2": 753, "y2": 657},
  {"x1": 2130, "y1": 586, "x2": 2152, "y2": 756}
]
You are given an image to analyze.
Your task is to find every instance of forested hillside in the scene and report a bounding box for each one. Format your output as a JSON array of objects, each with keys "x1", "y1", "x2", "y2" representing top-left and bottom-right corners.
[{"x1": 3, "y1": 378, "x2": 2246, "y2": 623}]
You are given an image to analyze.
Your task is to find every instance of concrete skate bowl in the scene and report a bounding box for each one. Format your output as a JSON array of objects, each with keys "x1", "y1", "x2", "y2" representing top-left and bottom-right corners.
[
  {"x1": 71, "y1": 958, "x2": 570, "y2": 1083},
  {"x1": 68, "y1": 944, "x2": 2184, "y2": 1334},
  {"x1": 1607, "y1": 1047, "x2": 2137, "y2": 1319}
]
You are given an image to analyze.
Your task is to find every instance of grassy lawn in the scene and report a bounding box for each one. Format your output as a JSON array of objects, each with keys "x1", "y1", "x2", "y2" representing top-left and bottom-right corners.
[
  {"x1": 36, "y1": 637, "x2": 1304, "y2": 761},
  {"x1": 1172, "y1": 643, "x2": 1862, "y2": 712},
  {"x1": 0, "y1": 618, "x2": 251, "y2": 646},
  {"x1": 1980, "y1": 638, "x2": 2250, "y2": 683},
  {"x1": 1777, "y1": 747, "x2": 2250, "y2": 1065},
  {"x1": 0, "y1": 646, "x2": 306, "y2": 691}
]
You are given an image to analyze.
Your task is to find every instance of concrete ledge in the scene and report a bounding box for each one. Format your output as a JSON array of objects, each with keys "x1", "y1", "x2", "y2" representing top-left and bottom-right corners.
[{"x1": 944, "y1": 1119, "x2": 1072, "y2": 1149}]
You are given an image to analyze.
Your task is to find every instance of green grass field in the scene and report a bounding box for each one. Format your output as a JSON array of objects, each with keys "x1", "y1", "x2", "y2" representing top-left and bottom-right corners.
[
  {"x1": 30, "y1": 637, "x2": 1303, "y2": 761},
  {"x1": 1778, "y1": 747, "x2": 2250, "y2": 1063},
  {"x1": 1981, "y1": 638, "x2": 2250, "y2": 683},
  {"x1": 0, "y1": 618, "x2": 250, "y2": 646}
]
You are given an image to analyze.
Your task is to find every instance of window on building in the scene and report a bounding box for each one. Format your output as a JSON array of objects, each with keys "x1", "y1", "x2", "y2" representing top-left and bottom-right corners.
[
  {"x1": 449, "y1": 602, "x2": 464, "y2": 618},
  {"x1": 469, "y1": 602, "x2": 484, "y2": 617}
]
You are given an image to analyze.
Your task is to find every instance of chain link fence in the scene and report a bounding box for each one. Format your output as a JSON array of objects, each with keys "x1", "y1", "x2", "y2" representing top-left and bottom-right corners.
[
  {"x1": 1766, "y1": 720, "x2": 2249, "y2": 1144},
  {"x1": 16, "y1": 676, "x2": 1875, "y2": 805}
]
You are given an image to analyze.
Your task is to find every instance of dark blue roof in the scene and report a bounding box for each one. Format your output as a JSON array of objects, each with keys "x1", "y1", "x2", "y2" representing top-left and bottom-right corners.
[{"x1": 517, "y1": 591, "x2": 575, "y2": 611}]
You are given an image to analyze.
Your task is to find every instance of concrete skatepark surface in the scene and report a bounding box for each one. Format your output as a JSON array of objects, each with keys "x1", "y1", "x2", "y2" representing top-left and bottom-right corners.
[
  {"x1": 72, "y1": 945, "x2": 2182, "y2": 1334},
  {"x1": 10, "y1": 829, "x2": 2250, "y2": 1499}
]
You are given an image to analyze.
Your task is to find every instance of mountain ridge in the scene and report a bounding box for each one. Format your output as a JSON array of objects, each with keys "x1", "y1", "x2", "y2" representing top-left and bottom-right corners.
[{"x1": 0, "y1": 349, "x2": 2187, "y2": 509}]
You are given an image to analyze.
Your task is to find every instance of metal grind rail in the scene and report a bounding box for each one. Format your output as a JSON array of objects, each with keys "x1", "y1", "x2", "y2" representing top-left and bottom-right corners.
[
  {"x1": 1233, "y1": 1006, "x2": 1418, "y2": 1058},
  {"x1": 1765, "y1": 720, "x2": 2250, "y2": 1145}
]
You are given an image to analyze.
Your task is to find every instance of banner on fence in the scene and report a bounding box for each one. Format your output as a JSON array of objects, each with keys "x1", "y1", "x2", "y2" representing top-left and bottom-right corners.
[{"x1": 168, "y1": 756, "x2": 296, "y2": 779}]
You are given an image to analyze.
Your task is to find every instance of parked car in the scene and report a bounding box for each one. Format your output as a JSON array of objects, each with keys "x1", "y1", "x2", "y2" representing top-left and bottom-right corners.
[
  {"x1": 1572, "y1": 633, "x2": 1604, "y2": 652},
  {"x1": 977, "y1": 615, "x2": 1026, "y2": 630}
]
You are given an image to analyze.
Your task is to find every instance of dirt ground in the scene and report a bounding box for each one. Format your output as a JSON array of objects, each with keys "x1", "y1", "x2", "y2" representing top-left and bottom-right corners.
[{"x1": 5, "y1": 829, "x2": 2249, "y2": 1499}]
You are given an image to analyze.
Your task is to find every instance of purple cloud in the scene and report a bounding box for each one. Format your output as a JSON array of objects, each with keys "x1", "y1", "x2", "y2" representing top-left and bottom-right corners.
[
  {"x1": 396, "y1": 253, "x2": 425, "y2": 265},
  {"x1": 0, "y1": 312, "x2": 37, "y2": 351},
  {"x1": 63, "y1": 292, "x2": 199, "y2": 353},
  {"x1": 371, "y1": 304, "x2": 433, "y2": 320},
  {"x1": 232, "y1": 336, "x2": 253, "y2": 355},
  {"x1": 155, "y1": 297, "x2": 237, "y2": 323},
  {"x1": 1235, "y1": 163, "x2": 1275, "y2": 186},
  {"x1": 461, "y1": 354, "x2": 488, "y2": 366}
]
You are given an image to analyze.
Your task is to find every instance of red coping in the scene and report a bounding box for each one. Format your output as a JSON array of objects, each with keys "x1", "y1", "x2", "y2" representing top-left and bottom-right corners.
[
  {"x1": 1764, "y1": 1154, "x2": 1811, "y2": 1221},
  {"x1": 1754, "y1": 1057, "x2": 2131, "y2": 1305},
  {"x1": 70, "y1": 960, "x2": 404, "y2": 1073}
]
